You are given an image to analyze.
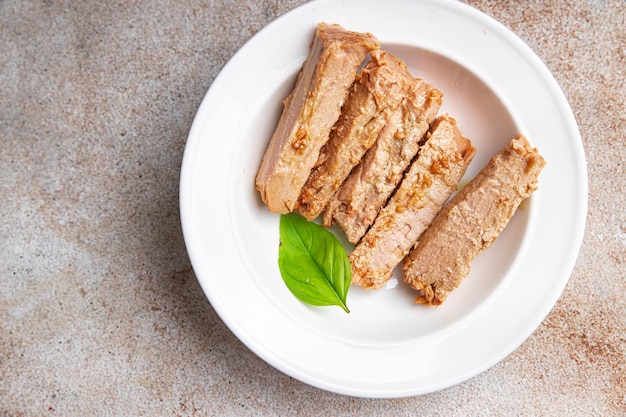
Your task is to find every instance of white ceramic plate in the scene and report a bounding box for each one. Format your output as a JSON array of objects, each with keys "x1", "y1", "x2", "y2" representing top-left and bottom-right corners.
[{"x1": 180, "y1": 0, "x2": 587, "y2": 398}]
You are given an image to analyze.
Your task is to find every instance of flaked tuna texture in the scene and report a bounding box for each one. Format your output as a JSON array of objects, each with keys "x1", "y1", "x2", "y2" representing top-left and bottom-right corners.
[
  {"x1": 255, "y1": 22, "x2": 380, "y2": 214},
  {"x1": 350, "y1": 115, "x2": 476, "y2": 290},
  {"x1": 403, "y1": 135, "x2": 546, "y2": 305},
  {"x1": 324, "y1": 75, "x2": 442, "y2": 244},
  {"x1": 296, "y1": 50, "x2": 421, "y2": 221}
]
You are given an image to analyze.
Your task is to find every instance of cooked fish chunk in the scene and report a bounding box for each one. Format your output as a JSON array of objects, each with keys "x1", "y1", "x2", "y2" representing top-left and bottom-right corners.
[
  {"x1": 297, "y1": 50, "x2": 416, "y2": 221},
  {"x1": 403, "y1": 135, "x2": 546, "y2": 305},
  {"x1": 255, "y1": 23, "x2": 380, "y2": 214},
  {"x1": 324, "y1": 77, "x2": 442, "y2": 243},
  {"x1": 350, "y1": 115, "x2": 475, "y2": 289}
]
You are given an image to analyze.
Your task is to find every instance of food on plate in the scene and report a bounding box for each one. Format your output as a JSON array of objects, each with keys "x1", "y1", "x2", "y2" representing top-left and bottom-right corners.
[
  {"x1": 258, "y1": 22, "x2": 546, "y2": 310},
  {"x1": 255, "y1": 22, "x2": 380, "y2": 214},
  {"x1": 323, "y1": 70, "x2": 442, "y2": 243},
  {"x1": 403, "y1": 135, "x2": 546, "y2": 305},
  {"x1": 350, "y1": 115, "x2": 476, "y2": 289},
  {"x1": 296, "y1": 50, "x2": 417, "y2": 221}
]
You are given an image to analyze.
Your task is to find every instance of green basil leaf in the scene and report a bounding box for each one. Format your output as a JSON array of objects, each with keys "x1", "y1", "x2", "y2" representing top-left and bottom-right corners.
[{"x1": 278, "y1": 213, "x2": 351, "y2": 313}]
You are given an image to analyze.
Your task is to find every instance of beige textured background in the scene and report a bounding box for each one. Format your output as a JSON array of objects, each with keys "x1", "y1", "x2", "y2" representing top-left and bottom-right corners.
[{"x1": 1, "y1": 0, "x2": 624, "y2": 415}]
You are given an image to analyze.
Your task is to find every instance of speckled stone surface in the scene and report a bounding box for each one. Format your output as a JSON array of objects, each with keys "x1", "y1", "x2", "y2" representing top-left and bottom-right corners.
[{"x1": 1, "y1": 0, "x2": 624, "y2": 415}]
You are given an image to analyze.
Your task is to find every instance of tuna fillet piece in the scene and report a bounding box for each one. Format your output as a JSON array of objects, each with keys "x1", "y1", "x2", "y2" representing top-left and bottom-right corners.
[
  {"x1": 350, "y1": 115, "x2": 475, "y2": 289},
  {"x1": 255, "y1": 23, "x2": 380, "y2": 214},
  {"x1": 297, "y1": 50, "x2": 416, "y2": 221},
  {"x1": 403, "y1": 135, "x2": 546, "y2": 305},
  {"x1": 324, "y1": 76, "x2": 442, "y2": 243}
]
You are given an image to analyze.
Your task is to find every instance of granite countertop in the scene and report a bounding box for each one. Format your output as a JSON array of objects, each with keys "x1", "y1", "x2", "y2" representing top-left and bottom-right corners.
[{"x1": 1, "y1": 0, "x2": 624, "y2": 415}]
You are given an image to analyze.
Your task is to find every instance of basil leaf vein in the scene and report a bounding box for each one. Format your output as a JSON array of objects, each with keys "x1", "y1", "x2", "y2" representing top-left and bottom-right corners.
[{"x1": 278, "y1": 213, "x2": 351, "y2": 313}]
